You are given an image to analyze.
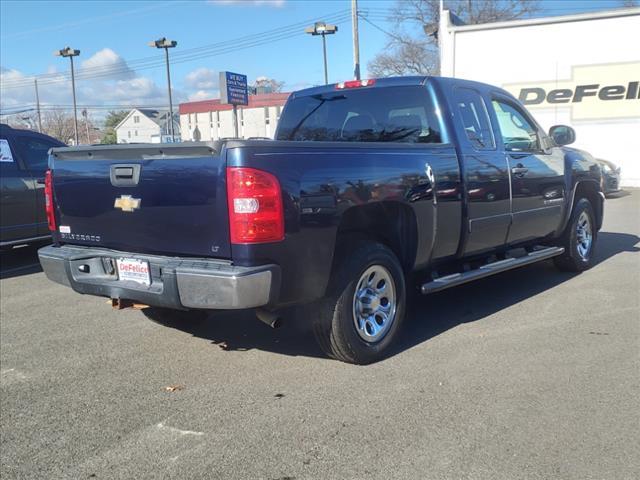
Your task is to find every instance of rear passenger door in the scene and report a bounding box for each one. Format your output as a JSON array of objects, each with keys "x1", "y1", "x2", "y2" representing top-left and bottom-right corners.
[
  {"x1": 0, "y1": 133, "x2": 38, "y2": 243},
  {"x1": 489, "y1": 97, "x2": 565, "y2": 244},
  {"x1": 452, "y1": 87, "x2": 511, "y2": 255},
  {"x1": 13, "y1": 133, "x2": 61, "y2": 235}
]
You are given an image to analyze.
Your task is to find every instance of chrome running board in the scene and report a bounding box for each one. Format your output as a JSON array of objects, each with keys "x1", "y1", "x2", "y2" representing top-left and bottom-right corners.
[{"x1": 421, "y1": 246, "x2": 565, "y2": 294}]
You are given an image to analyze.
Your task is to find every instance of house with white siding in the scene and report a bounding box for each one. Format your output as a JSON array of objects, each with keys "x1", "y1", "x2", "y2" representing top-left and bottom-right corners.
[{"x1": 115, "y1": 109, "x2": 180, "y2": 143}]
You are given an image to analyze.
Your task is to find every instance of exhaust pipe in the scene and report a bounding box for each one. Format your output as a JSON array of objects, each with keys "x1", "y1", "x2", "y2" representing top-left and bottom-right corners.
[{"x1": 255, "y1": 308, "x2": 282, "y2": 329}]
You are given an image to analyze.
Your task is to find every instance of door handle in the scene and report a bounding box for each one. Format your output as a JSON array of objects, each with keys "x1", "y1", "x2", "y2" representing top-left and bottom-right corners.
[{"x1": 511, "y1": 166, "x2": 528, "y2": 176}]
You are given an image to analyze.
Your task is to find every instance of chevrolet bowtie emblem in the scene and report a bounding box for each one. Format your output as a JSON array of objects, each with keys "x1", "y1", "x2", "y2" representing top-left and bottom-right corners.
[{"x1": 114, "y1": 195, "x2": 141, "y2": 212}]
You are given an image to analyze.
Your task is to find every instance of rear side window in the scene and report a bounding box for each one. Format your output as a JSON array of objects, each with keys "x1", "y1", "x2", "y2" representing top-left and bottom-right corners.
[
  {"x1": 453, "y1": 88, "x2": 495, "y2": 150},
  {"x1": 0, "y1": 138, "x2": 18, "y2": 173},
  {"x1": 276, "y1": 86, "x2": 442, "y2": 143},
  {"x1": 1, "y1": 138, "x2": 15, "y2": 163},
  {"x1": 14, "y1": 136, "x2": 59, "y2": 174}
]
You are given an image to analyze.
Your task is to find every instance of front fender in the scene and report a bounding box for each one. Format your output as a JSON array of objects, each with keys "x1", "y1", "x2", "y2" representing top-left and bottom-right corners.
[{"x1": 556, "y1": 146, "x2": 604, "y2": 235}]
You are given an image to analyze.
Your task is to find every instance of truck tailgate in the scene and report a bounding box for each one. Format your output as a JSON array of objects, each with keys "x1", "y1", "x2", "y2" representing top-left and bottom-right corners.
[{"x1": 50, "y1": 143, "x2": 230, "y2": 258}]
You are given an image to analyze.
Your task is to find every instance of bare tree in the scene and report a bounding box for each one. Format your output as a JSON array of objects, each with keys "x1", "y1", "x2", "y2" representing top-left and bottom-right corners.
[
  {"x1": 42, "y1": 110, "x2": 77, "y2": 144},
  {"x1": 368, "y1": 0, "x2": 540, "y2": 77},
  {"x1": 4, "y1": 112, "x2": 39, "y2": 131},
  {"x1": 253, "y1": 77, "x2": 285, "y2": 93},
  {"x1": 369, "y1": 38, "x2": 437, "y2": 77}
]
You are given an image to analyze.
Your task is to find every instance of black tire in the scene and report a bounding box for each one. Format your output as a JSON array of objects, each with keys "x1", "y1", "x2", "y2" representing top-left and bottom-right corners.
[
  {"x1": 142, "y1": 307, "x2": 209, "y2": 326},
  {"x1": 553, "y1": 198, "x2": 597, "y2": 272},
  {"x1": 311, "y1": 240, "x2": 406, "y2": 365}
]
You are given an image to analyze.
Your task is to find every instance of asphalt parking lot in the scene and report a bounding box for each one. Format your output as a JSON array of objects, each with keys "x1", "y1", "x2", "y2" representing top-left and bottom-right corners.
[{"x1": 1, "y1": 190, "x2": 638, "y2": 480}]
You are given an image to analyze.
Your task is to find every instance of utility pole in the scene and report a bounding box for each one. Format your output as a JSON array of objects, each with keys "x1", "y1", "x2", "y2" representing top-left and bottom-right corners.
[
  {"x1": 352, "y1": 0, "x2": 361, "y2": 80},
  {"x1": 34, "y1": 79, "x2": 42, "y2": 133},
  {"x1": 82, "y1": 109, "x2": 90, "y2": 144},
  {"x1": 149, "y1": 37, "x2": 177, "y2": 142},
  {"x1": 55, "y1": 46, "x2": 80, "y2": 145},
  {"x1": 305, "y1": 22, "x2": 338, "y2": 85}
]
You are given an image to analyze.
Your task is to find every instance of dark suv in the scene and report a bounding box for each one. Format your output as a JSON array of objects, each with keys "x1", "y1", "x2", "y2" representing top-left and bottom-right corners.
[{"x1": 1, "y1": 124, "x2": 65, "y2": 249}]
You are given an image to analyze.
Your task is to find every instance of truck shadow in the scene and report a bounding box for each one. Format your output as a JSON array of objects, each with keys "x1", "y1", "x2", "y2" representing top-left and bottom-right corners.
[{"x1": 147, "y1": 231, "x2": 639, "y2": 361}]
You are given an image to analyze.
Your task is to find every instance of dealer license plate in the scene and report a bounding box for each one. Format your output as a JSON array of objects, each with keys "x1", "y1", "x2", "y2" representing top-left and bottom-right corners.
[{"x1": 116, "y1": 258, "x2": 150, "y2": 286}]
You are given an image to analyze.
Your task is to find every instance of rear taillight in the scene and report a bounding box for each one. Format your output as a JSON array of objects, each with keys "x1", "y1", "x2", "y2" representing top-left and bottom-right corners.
[
  {"x1": 44, "y1": 169, "x2": 56, "y2": 231},
  {"x1": 226, "y1": 167, "x2": 284, "y2": 244},
  {"x1": 335, "y1": 79, "x2": 376, "y2": 89}
]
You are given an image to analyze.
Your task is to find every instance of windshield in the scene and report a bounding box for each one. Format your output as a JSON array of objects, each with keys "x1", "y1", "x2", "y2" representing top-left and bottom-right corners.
[{"x1": 276, "y1": 85, "x2": 442, "y2": 144}]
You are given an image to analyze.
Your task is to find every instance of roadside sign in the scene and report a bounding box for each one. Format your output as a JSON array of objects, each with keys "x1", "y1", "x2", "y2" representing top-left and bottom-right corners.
[{"x1": 220, "y1": 71, "x2": 248, "y2": 106}]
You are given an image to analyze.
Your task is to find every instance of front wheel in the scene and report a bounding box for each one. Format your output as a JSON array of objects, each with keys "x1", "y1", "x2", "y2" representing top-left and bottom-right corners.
[
  {"x1": 554, "y1": 198, "x2": 597, "y2": 272},
  {"x1": 312, "y1": 241, "x2": 406, "y2": 364}
]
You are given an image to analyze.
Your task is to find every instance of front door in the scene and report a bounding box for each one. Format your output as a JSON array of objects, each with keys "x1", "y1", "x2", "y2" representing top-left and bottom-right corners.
[{"x1": 490, "y1": 98, "x2": 565, "y2": 244}]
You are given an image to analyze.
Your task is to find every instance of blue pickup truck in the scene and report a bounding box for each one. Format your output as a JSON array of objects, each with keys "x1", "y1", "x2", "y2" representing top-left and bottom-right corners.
[{"x1": 38, "y1": 76, "x2": 604, "y2": 364}]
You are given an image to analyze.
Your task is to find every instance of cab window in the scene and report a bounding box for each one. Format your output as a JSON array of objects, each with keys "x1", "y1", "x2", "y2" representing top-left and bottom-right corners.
[
  {"x1": 453, "y1": 87, "x2": 495, "y2": 150},
  {"x1": 491, "y1": 100, "x2": 540, "y2": 152},
  {"x1": 276, "y1": 86, "x2": 442, "y2": 144},
  {"x1": 14, "y1": 135, "x2": 59, "y2": 174}
]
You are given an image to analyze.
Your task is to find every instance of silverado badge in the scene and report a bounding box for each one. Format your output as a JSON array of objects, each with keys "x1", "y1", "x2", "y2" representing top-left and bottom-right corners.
[{"x1": 114, "y1": 195, "x2": 141, "y2": 212}]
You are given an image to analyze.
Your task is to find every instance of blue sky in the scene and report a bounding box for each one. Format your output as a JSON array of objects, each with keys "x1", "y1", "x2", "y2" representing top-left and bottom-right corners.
[{"x1": 0, "y1": 0, "x2": 633, "y2": 122}]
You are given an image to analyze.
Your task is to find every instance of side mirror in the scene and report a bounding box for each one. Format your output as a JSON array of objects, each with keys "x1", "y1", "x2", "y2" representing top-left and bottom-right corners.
[{"x1": 549, "y1": 125, "x2": 576, "y2": 146}]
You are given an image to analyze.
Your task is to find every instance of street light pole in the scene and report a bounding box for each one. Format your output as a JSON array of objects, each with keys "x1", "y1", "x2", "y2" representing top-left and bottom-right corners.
[
  {"x1": 149, "y1": 37, "x2": 177, "y2": 142},
  {"x1": 69, "y1": 55, "x2": 78, "y2": 143},
  {"x1": 321, "y1": 33, "x2": 329, "y2": 85},
  {"x1": 305, "y1": 22, "x2": 338, "y2": 85},
  {"x1": 164, "y1": 47, "x2": 175, "y2": 141},
  {"x1": 54, "y1": 46, "x2": 80, "y2": 145}
]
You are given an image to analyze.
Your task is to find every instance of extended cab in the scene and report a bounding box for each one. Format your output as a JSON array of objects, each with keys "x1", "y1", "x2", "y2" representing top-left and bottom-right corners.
[{"x1": 38, "y1": 77, "x2": 604, "y2": 364}]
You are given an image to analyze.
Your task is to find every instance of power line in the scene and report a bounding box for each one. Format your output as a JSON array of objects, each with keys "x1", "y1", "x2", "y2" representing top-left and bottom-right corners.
[
  {"x1": 2, "y1": 10, "x2": 350, "y2": 87},
  {"x1": 1, "y1": 104, "x2": 176, "y2": 115},
  {"x1": 1, "y1": 9, "x2": 352, "y2": 90}
]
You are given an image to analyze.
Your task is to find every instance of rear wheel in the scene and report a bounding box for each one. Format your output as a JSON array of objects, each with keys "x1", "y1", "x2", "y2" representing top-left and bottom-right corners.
[
  {"x1": 312, "y1": 241, "x2": 406, "y2": 364},
  {"x1": 554, "y1": 198, "x2": 597, "y2": 272}
]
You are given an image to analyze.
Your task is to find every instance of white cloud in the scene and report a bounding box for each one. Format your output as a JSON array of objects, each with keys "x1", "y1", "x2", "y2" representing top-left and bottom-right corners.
[
  {"x1": 1, "y1": 50, "x2": 230, "y2": 124},
  {"x1": 80, "y1": 48, "x2": 134, "y2": 80},
  {"x1": 1, "y1": 48, "x2": 170, "y2": 122},
  {"x1": 0, "y1": 67, "x2": 70, "y2": 108},
  {"x1": 207, "y1": 0, "x2": 285, "y2": 7},
  {"x1": 187, "y1": 90, "x2": 218, "y2": 102},
  {"x1": 81, "y1": 76, "x2": 164, "y2": 104},
  {"x1": 184, "y1": 67, "x2": 219, "y2": 90}
]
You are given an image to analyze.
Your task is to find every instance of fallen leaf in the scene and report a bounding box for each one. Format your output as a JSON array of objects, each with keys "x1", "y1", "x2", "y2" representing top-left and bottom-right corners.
[{"x1": 164, "y1": 384, "x2": 184, "y2": 392}]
